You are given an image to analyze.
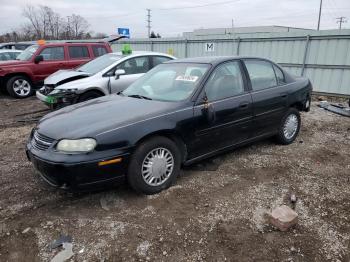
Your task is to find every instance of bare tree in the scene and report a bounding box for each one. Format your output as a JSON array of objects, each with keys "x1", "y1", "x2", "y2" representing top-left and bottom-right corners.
[
  {"x1": 69, "y1": 14, "x2": 89, "y2": 39},
  {"x1": 22, "y1": 5, "x2": 42, "y2": 38},
  {"x1": 1, "y1": 4, "x2": 93, "y2": 42}
]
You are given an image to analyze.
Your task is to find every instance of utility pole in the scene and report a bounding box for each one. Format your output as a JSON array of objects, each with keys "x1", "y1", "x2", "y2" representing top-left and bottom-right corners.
[
  {"x1": 336, "y1": 17, "x2": 347, "y2": 30},
  {"x1": 317, "y1": 0, "x2": 323, "y2": 30},
  {"x1": 231, "y1": 19, "x2": 234, "y2": 34},
  {"x1": 146, "y1": 9, "x2": 151, "y2": 38}
]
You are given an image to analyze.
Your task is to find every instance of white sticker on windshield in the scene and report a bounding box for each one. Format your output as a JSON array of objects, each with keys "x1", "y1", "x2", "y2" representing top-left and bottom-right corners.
[{"x1": 175, "y1": 75, "x2": 199, "y2": 82}]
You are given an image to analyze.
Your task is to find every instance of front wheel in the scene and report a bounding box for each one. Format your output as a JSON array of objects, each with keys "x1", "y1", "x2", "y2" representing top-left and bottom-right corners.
[
  {"x1": 127, "y1": 136, "x2": 181, "y2": 195},
  {"x1": 275, "y1": 108, "x2": 301, "y2": 145},
  {"x1": 6, "y1": 75, "x2": 33, "y2": 98}
]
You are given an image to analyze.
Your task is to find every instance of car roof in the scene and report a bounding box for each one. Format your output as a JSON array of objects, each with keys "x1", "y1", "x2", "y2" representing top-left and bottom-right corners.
[
  {"x1": 111, "y1": 51, "x2": 175, "y2": 58},
  {"x1": 32, "y1": 42, "x2": 109, "y2": 47},
  {"x1": 0, "y1": 49, "x2": 21, "y2": 53},
  {"x1": 167, "y1": 56, "x2": 274, "y2": 65}
]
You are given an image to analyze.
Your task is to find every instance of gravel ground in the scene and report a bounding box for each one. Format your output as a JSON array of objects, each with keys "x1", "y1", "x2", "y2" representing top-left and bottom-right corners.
[{"x1": 0, "y1": 96, "x2": 349, "y2": 262}]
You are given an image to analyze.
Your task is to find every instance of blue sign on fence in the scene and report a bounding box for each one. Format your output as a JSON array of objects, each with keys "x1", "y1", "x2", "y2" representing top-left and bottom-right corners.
[{"x1": 118, "y1": 28, "x2": 130, "y2": 38}]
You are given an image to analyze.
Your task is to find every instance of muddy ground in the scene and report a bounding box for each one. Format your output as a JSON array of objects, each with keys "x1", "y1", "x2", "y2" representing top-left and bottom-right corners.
[{"x1": 0, "y1": 95, "x2": 349, "y2": 262}]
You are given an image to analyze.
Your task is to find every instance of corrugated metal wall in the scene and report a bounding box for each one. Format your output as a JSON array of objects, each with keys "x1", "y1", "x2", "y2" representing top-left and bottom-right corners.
[{"x1": 112, "y1": 30, "x2": 350, "y2": 96}]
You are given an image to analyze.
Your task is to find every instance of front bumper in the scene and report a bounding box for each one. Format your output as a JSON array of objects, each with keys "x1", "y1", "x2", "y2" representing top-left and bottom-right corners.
[
  {"x1": 36, "y1": 87, "x2": 78, "y2": 109},
  {"x1": 26, "y1": 145, "x2": 131, "y2": 191}
]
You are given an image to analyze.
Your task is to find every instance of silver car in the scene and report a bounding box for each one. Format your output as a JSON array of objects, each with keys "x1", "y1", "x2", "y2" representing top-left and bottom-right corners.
[
  {"x1": 36, "y1": 51, "x2": 175, "y2": 108},
  {"x1": 0, "y1": 50, "x2": 22, "y2": 61}
]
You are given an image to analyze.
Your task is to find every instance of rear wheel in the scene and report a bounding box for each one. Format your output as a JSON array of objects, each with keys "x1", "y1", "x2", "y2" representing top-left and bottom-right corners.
[
  {"x1": 6, "y1": 75, "x2": 33, "y2": 98},
  {"x1": 78, "y1": 91, "x2": 103, "y2": 103},
  {"x1": 304, "y1": 95, "x2": 311, "y2": 112},
  {"x1": 127, "y1": 136, "x2": 181, "y2": 195},
  {"x1": 275, "y1": 108, "x2": 301, "y2": 145}
]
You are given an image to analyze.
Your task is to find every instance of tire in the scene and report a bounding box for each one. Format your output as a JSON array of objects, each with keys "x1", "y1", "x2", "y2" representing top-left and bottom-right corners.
[
  {"x1": 127, "y1": 136, "x2": 181, "y2": 195},
  {"x1": 275, "y1": 108, "x2": 301, "y2": 145},
  {"x1": 6, "y1": 75, "x2": 33, "y2": 98},
  {"x1": 78, "y1": 91, "x2": 103, "y2": 102}
]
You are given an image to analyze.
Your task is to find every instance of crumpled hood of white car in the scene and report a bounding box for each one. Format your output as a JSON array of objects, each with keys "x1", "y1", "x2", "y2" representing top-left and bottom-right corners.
[{"x1": 44, "y1": 69, "x2": 90, "y2": 86}]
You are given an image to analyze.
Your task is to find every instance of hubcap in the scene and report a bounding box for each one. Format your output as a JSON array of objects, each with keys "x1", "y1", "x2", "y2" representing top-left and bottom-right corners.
[
  {"x1": 13, "y1": 79, "x2": 31, "y2": 96},
  {"x1": 141, "y1": 147, "x2": 174, "y2": 186},
  {"x1": 283, "y1": 114, "x2": 299, "y2": 140},
  {"x1": 305, "y1": 99, "x2": 310, "y2": 109}
]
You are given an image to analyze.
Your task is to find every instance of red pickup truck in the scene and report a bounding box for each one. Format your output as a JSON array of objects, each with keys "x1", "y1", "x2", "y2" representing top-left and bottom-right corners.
[{"x1": 0, "y1": 41, "x2": 112, "y2": 98}]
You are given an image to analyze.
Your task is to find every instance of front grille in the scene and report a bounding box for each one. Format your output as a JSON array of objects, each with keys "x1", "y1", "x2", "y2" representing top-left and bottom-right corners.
[{"x1": 32, "y1": 131, "x2": 55, "y2": 151}]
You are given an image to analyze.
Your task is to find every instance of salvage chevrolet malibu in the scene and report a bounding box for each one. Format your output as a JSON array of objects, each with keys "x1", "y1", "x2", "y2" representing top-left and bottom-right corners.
[{"x1": 26, "y1": 56, "x2": 312, "y2": 194}]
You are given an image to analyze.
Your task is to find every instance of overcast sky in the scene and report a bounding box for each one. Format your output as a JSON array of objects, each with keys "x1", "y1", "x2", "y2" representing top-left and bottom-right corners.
[{"x1": 0, "y1": 0, "x2": 349, "y2": 37}]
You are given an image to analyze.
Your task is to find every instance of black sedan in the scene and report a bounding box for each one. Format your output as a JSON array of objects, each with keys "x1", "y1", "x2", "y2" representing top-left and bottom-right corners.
[{"x1": 26, "y1": 56, "x2": 312, "y2": 194}]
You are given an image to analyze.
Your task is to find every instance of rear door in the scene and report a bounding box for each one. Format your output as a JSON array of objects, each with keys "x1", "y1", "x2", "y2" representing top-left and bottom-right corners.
[
  {"x1": 66, "y1": 45, "x2": 91, "y2": 69},
  {"x1": 243, "y1": 59, "x2": 289, "y2": 136},
  {"x1": 32, "y1": 46, "x2": 66, "y2": 83},
  {"x1": 190, "y1": 60, "x2": 253, "y2": 158},
  {"x1": 109, "y1": 56, "x2": 151, "y2": 93}
]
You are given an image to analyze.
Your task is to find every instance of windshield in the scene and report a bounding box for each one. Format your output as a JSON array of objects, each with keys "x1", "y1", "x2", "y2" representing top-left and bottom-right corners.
[
  {"x1": 16, "y1": 45, "x2": 39, "y2": 61},
  {"x1": 77, "y1": 53, "x2": 122, "y2": 75},
  {"x1": 122, "y1": 63, "x2": 210, "y2": 102}
]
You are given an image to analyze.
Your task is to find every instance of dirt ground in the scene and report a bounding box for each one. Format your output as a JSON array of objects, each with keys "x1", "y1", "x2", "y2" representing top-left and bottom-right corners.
[{"x1": 0, "y1": 95, "x2": 349, "y2": 262}]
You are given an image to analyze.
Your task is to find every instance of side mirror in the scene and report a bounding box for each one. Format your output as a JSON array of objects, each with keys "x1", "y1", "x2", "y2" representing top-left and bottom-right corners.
[
  {"x1": 34, "y1": 55, "x2": 43, "y2": 64},
  {"x1": 114, "y1": 69, "x2": 126, "y2": 80}
]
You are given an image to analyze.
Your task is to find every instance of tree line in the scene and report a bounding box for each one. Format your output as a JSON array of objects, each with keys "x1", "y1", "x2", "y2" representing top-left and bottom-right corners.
[{"x1": 0, "y1": 5, "x2": 106, "y2": 43}]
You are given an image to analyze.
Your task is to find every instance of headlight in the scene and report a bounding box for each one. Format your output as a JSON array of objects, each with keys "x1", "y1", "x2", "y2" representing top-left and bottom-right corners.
[
  {"x1": 50, "y1": 88, "x2": 78, "y2": 95},
  {"x1": 56, "y1": 138, "x2": 96, "y2": 153}
]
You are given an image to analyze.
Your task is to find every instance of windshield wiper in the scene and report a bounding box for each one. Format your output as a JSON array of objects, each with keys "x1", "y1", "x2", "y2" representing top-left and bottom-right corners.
[{"x1": 127, "y1": 94, "x2": 152, "y2": 100}]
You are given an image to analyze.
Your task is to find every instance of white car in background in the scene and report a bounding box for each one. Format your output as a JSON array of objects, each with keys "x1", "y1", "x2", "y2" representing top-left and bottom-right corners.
[
  {"x1": 0, "y1": 50, "x2": 22, "y2": 61},
  {"x1": 36, "y1": 51, "x2": 175, "y2": 108}
]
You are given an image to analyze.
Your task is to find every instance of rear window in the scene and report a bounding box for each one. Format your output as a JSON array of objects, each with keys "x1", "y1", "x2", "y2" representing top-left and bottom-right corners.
[
  {"x1": 69, "y1": 46, "x2": 90, "y2": 59},
  {"x1": 92, "y1": 46, "x2": 108, "y2": 57}
]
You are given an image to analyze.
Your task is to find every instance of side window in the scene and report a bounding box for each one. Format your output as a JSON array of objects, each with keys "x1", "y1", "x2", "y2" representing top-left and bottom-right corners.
[
  {"x1": 92, "y1": 46, "x2": 108, "y2": 57},
  {"x1": 273, "y1": 65, "x2": 286, "y2": 85},
  {"x1": 152, "y1": 56, "x2": 172, "y2": 67},
  {"x1": 244, "y1": 60, "x2": 277, "y2": 91},
  {"x1": 68, "y1": 46, "x2": 89, "y2": 59},
  {"x1": 117, "y1": 56, "x2": 150, "y2": 75},
  {"x1": 204, "y1": 61, "x2": 244, "y2": 101},
  {"x1": 39, "y1": 47, "x2": 64, "y2": 61},
  {"x1": 0, "y1": 53, "x2": 9, "y2": 60},
  {"x1": 9, "y1": 52, "x2": 19, "y2": 60}
]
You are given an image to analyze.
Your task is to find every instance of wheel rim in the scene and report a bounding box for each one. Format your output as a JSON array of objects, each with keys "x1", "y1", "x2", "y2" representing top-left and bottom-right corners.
[
  {"x1": 305, "y1": 99, "x2": 310, "y2": 109},
  {"x1": 283, "y1": 114, "x2": 299, "y2": 140},
  {"x1": 13, "y1": 79, "x2": 31, "y2": 96},
  {"x1": 141, "y1": 147, "x2": 174, "y2": 187}
]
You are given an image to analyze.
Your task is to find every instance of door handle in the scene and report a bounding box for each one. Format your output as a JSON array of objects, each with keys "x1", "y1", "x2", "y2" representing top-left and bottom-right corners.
[
  {"x1": 239, "y1": 102, "x2": 249, "y2": 108},
  {"x1": 280, "y1": 93, "x2": 288, "y2": 98}
]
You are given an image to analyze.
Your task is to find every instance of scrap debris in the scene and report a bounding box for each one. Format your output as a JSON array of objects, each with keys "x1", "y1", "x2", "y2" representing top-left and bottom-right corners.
[
  {"x1": 319, "y1": 101, "x2": 350, "y2": 117},
  {"x1": 50, "y1": 235, "x2": 72, "y2": 250},
  {"x1": 50, "y1": 242, "x2": 74, "y2": 262}
]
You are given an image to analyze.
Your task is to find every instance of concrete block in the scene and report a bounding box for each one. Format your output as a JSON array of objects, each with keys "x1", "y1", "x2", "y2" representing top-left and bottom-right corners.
[{"x1": 269, "y1": 205, "x2": 298, "y2": 231}]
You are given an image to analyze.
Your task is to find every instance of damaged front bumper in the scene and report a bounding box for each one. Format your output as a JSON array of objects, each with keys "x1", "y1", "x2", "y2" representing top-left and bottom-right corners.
[{"x1": 36, "y1": 86, "x2": 78, "y2": 109}]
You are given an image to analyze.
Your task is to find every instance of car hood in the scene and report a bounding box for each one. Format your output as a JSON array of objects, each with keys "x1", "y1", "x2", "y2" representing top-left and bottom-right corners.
[
  {"x1": 44, "y1": 69, "x2": 90, "y2": 86},
  {"x1": 0, "y1": 60, "x2": 31, "y2": 67},
  {"x1": 37, "y1": 95, "x2": 180, "y2": 139}
]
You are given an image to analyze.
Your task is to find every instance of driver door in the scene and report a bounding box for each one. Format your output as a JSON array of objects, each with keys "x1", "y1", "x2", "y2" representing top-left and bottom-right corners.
[
  {"x1": 32, "y1": 46, "x2": 66, "y2": 82},
  {"x1": 109, "y1": 56, "x2": 150, "y2": 94},
  {"x1": 190, "y1": 60, "x2": 254, "y2": 158}
]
